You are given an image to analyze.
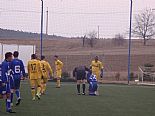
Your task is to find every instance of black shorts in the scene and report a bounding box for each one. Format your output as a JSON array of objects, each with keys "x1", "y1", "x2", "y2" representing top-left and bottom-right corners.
[{"x1": 76, "y1": 71, "x2": 86, "y2": 80}]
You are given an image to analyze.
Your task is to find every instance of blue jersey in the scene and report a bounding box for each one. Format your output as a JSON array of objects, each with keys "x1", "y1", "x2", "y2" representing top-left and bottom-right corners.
[
  {"x1": 87, "y1": 74, "x2": 98, "y2": 94},
  {"x1": 1, "y1": 60, "x2": 12, "y2": 83},
  {"x1": 10, "y1": 58, "x2": 25, "y2": 77}
]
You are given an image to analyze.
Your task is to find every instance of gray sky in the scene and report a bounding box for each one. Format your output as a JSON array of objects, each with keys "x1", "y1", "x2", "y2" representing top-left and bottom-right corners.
[{"x1": 0, "y1": 0, "x2": 155, "y2": 38}]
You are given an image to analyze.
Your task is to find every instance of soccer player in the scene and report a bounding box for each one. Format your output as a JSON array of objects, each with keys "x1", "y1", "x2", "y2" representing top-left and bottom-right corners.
[
  {"x1": 1, "y1": 52, "x2": 15, "y2": 113},
  {"x1": 27, "y1": 54, "x2": 43, "y2": 100},
  {"x1": 10, "y1": 51, "x2": 26, "y2": 106},
  {"x1": 87, "y1": 71, "x2": 98, "y2": 96},
  {"x1": 73, "y1": 66, "x2": 89, "y2": 95},
  {"x1": 40, "y1": 56, "x2": 53, "y2": 94},
  {"x1": 90, "y1": 56, "x2": 104, "y2": 81},
  {"x1": 54, "y1": 55, "x2": 63, "y2": 88}
]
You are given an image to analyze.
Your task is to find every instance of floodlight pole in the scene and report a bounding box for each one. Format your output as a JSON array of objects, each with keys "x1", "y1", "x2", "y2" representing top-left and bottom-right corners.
[
  {"x1": 127, "y1": 0, "x2": 133, "y2": 84},
  {"x1": 40, "y1": 0, "x2": 44, "y2": 58}
]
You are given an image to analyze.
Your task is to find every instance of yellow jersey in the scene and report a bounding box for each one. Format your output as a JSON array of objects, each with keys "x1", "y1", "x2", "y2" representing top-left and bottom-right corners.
[
  {"x1": 91, "y1": 60, "x2": 103, "y2": 73},
  {"x1": 27, "y1": 59, "x2": 43, "y2": 80},
  {"x1": 41, "y1": 60, "x2": 53, "y2": 78},
  {"x1": 55, "y1": 60, "x2": 63, "y2": 71}
]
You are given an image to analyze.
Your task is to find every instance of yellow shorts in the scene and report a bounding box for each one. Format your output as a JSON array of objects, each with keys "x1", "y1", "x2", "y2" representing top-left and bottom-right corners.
[
  {"x1": 56, "y1": 70, "x2": 62, "y2": 78},
  {"x1": 30, "y1": 79, "x2": 41, "y2": 88}
]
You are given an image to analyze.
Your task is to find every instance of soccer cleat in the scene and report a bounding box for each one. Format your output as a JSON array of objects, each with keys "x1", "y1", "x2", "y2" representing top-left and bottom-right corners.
[
  {"x1": 36, "y1": 94, "x2": 41, "y2": 100},
  {"x1": 77, "y1": 93, "x2": 81, "y2": 95},
  {"x1": 56, "y1": 86, "x2": 61, "y2": 88},
  {"x1": 32, "y1": 97, "x2": 36, "y2": 101},
  {"x1": 82, "y1": 93, "x2": 86, "y2": 95},
  {"x1": 16, "y1": 98, "x2": 21, "y2": 106},
  {"x1": 11, "y1": 103, "x2": 14, "y2": 107},
  {"x1": 6, "y1": 109, "x2": 16, "y2": 113}
]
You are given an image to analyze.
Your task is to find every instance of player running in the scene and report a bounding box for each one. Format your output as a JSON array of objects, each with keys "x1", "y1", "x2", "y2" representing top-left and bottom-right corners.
[
  {"x1": 73, "y1": 66, "x2": 89, "y2": 95},
  {"x1": 1, "y1": 52, "x2": 15, "y2": 113},
  {"x1": 10, "y1": 51, "x2": 26, "y2": 106},
  {"x1": 90, "y1": 56, "x2": 104, "y2": 81},
  {"x1": 40, "y1": 56, "x2": 53, "y2": 94},
  {"x1": 54, "y1": 55, "x2": 63, "y2": 88},
  {"x1": 27, "y1": 54, "x2": 43, "y2": 100}
]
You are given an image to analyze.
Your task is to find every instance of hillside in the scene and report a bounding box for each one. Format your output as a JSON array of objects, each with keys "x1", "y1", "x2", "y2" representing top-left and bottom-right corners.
[{"x1": 0, "y1": 28, "x2": 67, "y2": 39}]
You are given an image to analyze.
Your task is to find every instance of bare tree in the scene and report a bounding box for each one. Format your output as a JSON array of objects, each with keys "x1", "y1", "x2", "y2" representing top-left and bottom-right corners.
[
  {"x1": 86, "y1": 30, "x2": 97, "y2": 48},
  {"x1": 132, "y1": 9, "x2": 155, "y2": 45},
  {"x1": 112, "y1": 34, "x2": 126, "y2": 46}
]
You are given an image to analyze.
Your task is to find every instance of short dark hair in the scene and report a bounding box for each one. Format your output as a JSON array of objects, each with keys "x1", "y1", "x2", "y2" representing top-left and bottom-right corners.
[
  {"x1": 54, "y1": 55, "x2": 58, "y2": 58},
  {"x1": 31, "y1": 54, "x2": 37, "y2": 59},
  {"x1": 41, "y1": 56, "x2": 45, "y2": 60},
  {"x1": 13, "y1": 51, "x2": 19, "y2": 58},
  {"x1": 5, "y1": 52, "x2": 12, "y2": 60}
]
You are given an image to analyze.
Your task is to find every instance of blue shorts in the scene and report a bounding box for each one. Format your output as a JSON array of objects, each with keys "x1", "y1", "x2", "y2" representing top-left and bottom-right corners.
[
  {"x1": 89, "y1": 82, "x2": 98, "y2": 92},
  {"x1": 0, "y1": 83, "x2": 11, "y2": 95},
  {"x1": 10, "y1": 75, "x2": 21, "y2": 89}
]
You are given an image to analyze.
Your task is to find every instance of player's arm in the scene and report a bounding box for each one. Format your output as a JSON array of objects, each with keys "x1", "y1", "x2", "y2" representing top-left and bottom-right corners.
[
  {"x1": 1, "y1": 62, "x2": 7, "y2": 85},
  {"x1": 47, "y1": 62, "x2": 53, "y2": 77},
  {"x1": 73, "y1": 68, "x2": 77, "y2": 78},
  {"x1": 27, "y1": 62, "x2": 30, "y2": 79},
  {"x1": 21, "y1": 60, "x2": 26, "y2": 78},
  {"x1": 38, "y1": 61, "x2": 43, "y2": 77},
  {"x1": 59, "y1": 60, "x2": 63, "y2": 69},
  {"x1": 100, "y1": 62, "x2": 104, "y2": 78}
]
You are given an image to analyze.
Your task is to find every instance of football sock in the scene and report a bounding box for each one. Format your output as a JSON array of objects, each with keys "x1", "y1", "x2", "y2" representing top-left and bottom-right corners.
[
  {"x1": 10, "y1": 92, "x2": 14, "y2": 103},
  {"x1": 31, "y1": 89, "x2": 35, "y2": 98},
  {"x1": 57, "y1": 79, "x2": 61, "y2": 87},
  {"x1": 6, "y1": 99, "x2": 11, "y2": 111},
  {"x1": 15, "y1": 89, "x2": 20, "y2": 99},
  {"x1": 82, "y1": 84, "x2": 86, "y2": 93},
  {"x1": 37, "y1": 86, "x2": 41, "y2": 95},
  {"x1": 77, "y1": 84, "x2": 80, "y2": 93}
]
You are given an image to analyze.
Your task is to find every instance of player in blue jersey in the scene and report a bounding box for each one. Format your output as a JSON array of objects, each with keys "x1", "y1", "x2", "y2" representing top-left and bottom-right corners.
[
  {"x1": 1, "y1": 52, "x2": 15, "y2": 113},
  {"x1": 87, "y1": 71, "x2": 98, "y2": 96},
  {"x1": 10, "y1": 51, "x2": 26, "y2": 106}
]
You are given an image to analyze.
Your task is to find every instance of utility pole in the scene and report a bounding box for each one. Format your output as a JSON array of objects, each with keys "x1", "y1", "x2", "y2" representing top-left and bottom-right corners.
[
  {"x1": 127, "y1": 0, "x2": 133, "y2": 84},
  {"x1": 40, "y1": 0, "x2": 44, "y2": 58},
  {"x1": 98, "y1": 25, "x2": 100, "y2": 39},
  {"x1": 46, "y1": 7, "x2": 49, "y2": 36}
]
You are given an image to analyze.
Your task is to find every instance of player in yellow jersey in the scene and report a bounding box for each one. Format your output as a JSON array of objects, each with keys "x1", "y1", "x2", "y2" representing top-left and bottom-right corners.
[
  {"x1": 90, "y1": 56, "x2": 104, "y2": 81},
  {"x1": 40, "y1": 56, "x2": 53, "y2": 94},
  {"x1": 27, "y1": 54, "x2": 43, "y2": 100},
  {"x1": 54, "y1": 55, "x2": 63, "y2": 88}
]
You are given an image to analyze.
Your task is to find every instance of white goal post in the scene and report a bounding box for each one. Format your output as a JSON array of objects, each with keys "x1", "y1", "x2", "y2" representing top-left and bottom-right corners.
[{"x1": 137, "y1": 66, "x2": 155, "y2": 86}]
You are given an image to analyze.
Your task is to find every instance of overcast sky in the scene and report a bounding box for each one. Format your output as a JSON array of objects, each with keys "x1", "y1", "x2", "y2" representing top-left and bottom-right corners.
[{"x1": 0, "y1": 0, "x2": 155, "y2": 38}]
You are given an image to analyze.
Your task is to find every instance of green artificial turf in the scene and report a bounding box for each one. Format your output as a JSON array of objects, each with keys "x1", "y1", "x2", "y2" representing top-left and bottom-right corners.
[{"x1": 0, "y1": 82, "x2": 155, "y2": 116}]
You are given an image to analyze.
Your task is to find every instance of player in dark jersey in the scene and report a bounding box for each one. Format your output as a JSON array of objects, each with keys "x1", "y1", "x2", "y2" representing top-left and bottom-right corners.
[
  {"x1": 10, "y1": 51, "x2": 26, "y2": 106},
  {"x1": 73, "y1": 66, "x2": 89, "y2": 95}
]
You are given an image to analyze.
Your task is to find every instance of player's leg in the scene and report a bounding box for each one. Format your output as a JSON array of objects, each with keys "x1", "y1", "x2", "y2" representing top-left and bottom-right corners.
[
  {"x1": 36, "y1": 78, "x2": 41, "y2": 99},
  {"x1": 81, "y1": 72, "x2": 86, "y2": 95},
  {"x1": 56, "y1": 70, "x2": 61, "y2": 88},
  {"x1": 10, "y1": 77, "x2": 15, "y2": 107},
  {"x1": 6, "y1": 83, "x2": 15, "y2": 113},
  {"x1": 30, "y1": 79, "x2": 36, "y2": 100},
  {"x1": 76, "y1": 79, "x2": 81, "y2": 95},
  {"x1": 42, "y1": 78, "x2": 48, "y2": 94},
  {"x1": 15, "y1": 78, "x2": 21, "y2": 106}
]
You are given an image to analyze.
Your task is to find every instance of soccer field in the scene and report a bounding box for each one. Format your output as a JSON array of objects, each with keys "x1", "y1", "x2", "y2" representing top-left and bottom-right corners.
[{"x1": 0, "y1": 82, "x2": 155, "y2": 116}]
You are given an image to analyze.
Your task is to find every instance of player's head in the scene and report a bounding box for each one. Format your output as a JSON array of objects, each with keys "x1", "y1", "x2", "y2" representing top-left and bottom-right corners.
[
  {"x1": 54, "y1": 55, "x2": 58, "y2": 60},
  {"x1": 13, "y1": 51, "x2": 19, "y2": 58},
  {"x1": 5, "y1": 52, "x2": 13, "y2": 61},
  {"x1": 95, "y1": 56, "x2": 98, "y2": 62},
  {"x1": 31, "y1": 54, "x2": 37, "y2": 60},
  {"x1": 41, "y1": 56, "x2": 45, "y2": 60}
]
